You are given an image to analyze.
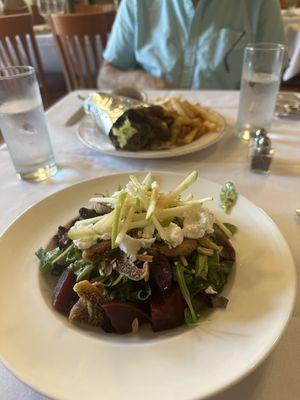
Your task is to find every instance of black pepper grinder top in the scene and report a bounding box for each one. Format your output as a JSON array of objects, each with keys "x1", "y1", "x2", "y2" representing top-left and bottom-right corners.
[{"x1": 249, "y1": 129, "x2": 274, "y2": 173}]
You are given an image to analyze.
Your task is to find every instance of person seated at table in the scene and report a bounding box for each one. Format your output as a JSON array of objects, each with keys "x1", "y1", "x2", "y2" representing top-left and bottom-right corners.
[{"x1": 97, "y1": 0, "x2": 285, "y2": 90}]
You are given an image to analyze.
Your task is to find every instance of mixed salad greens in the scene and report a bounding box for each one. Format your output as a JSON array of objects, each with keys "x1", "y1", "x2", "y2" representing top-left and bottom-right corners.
[{"x1": 36, "y1": 172, "x2": 237, "y2": 334}]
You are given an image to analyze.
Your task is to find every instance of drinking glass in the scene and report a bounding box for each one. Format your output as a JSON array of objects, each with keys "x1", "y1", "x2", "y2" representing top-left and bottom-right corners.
[
  {"x1": 236, "y1": 43, "x2": 286, "y2": 140},
  {"x1": 0, "y1": 66, "x2": 57, "y2": 181},
  {"x1": 37, "y1": 0, "x2": 65, "y2": 18}
]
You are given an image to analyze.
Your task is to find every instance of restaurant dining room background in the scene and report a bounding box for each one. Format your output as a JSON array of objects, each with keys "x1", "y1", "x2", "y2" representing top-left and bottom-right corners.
[{"x1": 0, "y1": 1, "x2": 300, "y2": 400}]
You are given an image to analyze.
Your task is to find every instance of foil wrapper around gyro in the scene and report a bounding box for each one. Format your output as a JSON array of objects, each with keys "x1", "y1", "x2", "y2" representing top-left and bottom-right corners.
[{"x1": 84, "y1": 92, "x2": 174, "y2": 151}]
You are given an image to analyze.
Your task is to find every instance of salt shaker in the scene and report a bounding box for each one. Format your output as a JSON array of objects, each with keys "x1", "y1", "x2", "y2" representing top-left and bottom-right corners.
[{"x1": 249, "y1": 129, "x2": 274, "y2": 173}]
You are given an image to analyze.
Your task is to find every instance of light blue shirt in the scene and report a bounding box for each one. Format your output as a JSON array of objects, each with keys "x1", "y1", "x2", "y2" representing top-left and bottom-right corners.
[{"x1": 103, "y1": 0, "x2": 285, "y2": 89}]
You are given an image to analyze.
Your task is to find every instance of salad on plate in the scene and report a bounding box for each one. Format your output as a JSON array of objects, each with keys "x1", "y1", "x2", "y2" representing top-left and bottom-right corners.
[{"x1": 36, "y1": 172, "x2": 237, "y2": 334}]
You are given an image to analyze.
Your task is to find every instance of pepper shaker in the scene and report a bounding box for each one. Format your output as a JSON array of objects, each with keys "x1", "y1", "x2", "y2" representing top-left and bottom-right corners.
[{"x1": 249, "y1": 129, "x2": 274, "y2": 173}]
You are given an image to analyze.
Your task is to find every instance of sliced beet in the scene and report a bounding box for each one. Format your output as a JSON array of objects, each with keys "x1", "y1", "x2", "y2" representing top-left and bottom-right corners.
[
  {"x1": 149, "y1": 254, "x2": 172, "y2": 293},
  {"x1": 151, "y1": 285, "x2": 186, "y2": 332},
  {"x1": 214, "y1": 232, "x2": 236, "y2": 262},
  {"x1": 101, "y1": 301, "x2": 149, "y2": 334},
  {"x1": 53, "y1": 268, "x2": 78, "y2": 314}
]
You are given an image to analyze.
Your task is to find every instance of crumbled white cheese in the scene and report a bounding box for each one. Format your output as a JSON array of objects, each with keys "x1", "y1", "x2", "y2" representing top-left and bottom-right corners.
[
  {"x1": 166, "y1": 223, "x2": 184, "y2": 248},
  {"x1": 100, "y1": 233, "x2": 111, "y2": 240},
  {"x1": 183, "y1": 208, "x2": 214, "y2": 239},
  {"x1": 119, "y1": 235, "x2": 155, "y2": 261},
  {"x1": 73, "y1": 238, "x2": 98, "y2": 250},
  {"x1": 142, "y1": 224, "x2": 155, "y2": 239},
  {"x1": 205, "y1": 285, "x2": 218, "y2": 295},
  {"x1": 73, "y1": 233, "x2": 110, "y2": 250}
]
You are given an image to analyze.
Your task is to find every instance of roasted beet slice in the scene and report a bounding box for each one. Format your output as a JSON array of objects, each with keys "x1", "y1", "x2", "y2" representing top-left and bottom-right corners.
[
  {"x1": 53, "y1": 268, "x2": 78, "y2": 314},
  {"x1": 149, "y1": 254, "x2": 172, "y2": 293},
  {"x1": 214, "y1": 232, "x2": 236, "y2": 262},
  {"x1": 151, "y1": 285, "x2": 186, "y2": 332},
  {"x1": 101, "y1": 301, "x2": 149, "y2": 334}
]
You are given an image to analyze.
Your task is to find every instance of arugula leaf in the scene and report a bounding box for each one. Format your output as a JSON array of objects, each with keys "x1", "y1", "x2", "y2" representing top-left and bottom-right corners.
[
  {"x1": 174, "y1": 263, "x2": 197, "y2": 322},
  {"x1": 206, "y1": 253, "x2": 233, "y2": 293},
  {"x1": 195, "y1": 254, "x2": 208, "y2": 279},
  {"x1": 69, "y1": 260, "x2": 94, "y2": 282},
  {"x1": 66, "y1": 246, "x2": 82, "y2": 264},
  {"x1": 102, "y1": 274, "x2": 151, "y2": 302},
  {"x1": 184, "y1": 296, "x2": 209, "y2": 326},
  {"x1": 35, "y1": 247, "x2": 61, "y2": 273},
  {"x1": 51, "y1": 243, "x2": 77, "y2": 266}
]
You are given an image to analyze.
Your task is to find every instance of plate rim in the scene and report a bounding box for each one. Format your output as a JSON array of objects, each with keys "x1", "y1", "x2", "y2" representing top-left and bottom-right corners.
[
  {"x1": 77, "y1": 110, "x2": 226, "y2": 159},
  {"x1": 0, "y1": 171, "x2": 297, "y2": 400}
]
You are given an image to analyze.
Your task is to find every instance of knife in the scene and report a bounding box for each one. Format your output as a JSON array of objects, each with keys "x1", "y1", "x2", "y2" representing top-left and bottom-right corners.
[{"x1": 64, "y1": 106, "x2": 85, "y2": 127}]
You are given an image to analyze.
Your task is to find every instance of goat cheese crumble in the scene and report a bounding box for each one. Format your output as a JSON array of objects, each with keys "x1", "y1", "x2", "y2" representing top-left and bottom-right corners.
[
  {"x1": 166, "y1": 222, "x2": 184, "y2": 248},
  {"x1": 183, "y1": 208, "x2": 214, "y2": 239},
  {"x1": 119, "y1": 235, "x2": 156, "y2": 261}
]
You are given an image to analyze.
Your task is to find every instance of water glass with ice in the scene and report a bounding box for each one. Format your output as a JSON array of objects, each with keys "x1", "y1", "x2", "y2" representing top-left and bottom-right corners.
[
  {"x1": 0, "y1": 66, "x2": 57, "y2": 181},
  {"x1": 236, "y1": 43, "x2": 286, "y2": 140}
]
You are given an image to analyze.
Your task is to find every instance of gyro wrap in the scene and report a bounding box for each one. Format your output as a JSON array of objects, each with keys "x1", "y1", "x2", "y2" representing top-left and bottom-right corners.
[
  {"x1": 84, "y1": 92, "x2": 149, "y2": 136},
  {"x1": 84, "y1": 92, "x2": 173, "y2": 151}
]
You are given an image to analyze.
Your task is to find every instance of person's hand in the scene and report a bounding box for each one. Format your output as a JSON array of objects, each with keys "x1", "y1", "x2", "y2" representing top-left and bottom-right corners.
[
  {"x1": 97, "y1": 61, "x2": 172, "y2": 90},
  {"x1": 133, "y1": 70, "x2": 171, "y2": 90}
]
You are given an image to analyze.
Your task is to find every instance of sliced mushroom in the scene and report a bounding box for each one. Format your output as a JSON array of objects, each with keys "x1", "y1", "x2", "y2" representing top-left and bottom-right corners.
[
  {"x1": 82, "y1": 240, "x2": 118, "y2": 263},
  {"x1": 69, "y1": 298, "x2": 89, "y2": 322},
  {"x1": 116, "y1": 253, "x2": 148, "y2": 281},
  {"x1": 155, "y1": 239, "x2": 198, "y2": 257},
  {"x1": 92, "y1": 203, "x2": 113, "y2": 215},
  {"x1": 69, "y1": 280, "x2": 106, "y2": 326}
]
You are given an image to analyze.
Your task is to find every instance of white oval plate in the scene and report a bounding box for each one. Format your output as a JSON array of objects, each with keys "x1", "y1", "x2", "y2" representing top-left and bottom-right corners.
[
  {"x1": 77, "y1": 112, "x2": 226, "y2": 159},
  {"x1": 0, "y1": 172, "x2": 296, "y2": 400}
]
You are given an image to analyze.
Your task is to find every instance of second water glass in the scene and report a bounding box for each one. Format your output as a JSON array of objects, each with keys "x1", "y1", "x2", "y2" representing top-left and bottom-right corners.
[{"x1": 236, "y1": 43, "x2": 286, "y2": 140}]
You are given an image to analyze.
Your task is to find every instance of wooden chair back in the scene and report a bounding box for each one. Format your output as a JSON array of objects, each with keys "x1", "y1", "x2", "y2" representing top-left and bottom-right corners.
[
  {"x1": 0, "y1": 13, "x2": 48, "y2": 93},
  {"x1": 49, "y1": 12, "x2": 116, "y2": 90},
  {"x1": 3, "y1": 5, "x2": 29, "y2": 15},
  {"x1": 73, "y1": 3, "x2": 116, "y2": 14},
  {"x1": 31, "y1": 4, "x2": 46, "y2": 25}
]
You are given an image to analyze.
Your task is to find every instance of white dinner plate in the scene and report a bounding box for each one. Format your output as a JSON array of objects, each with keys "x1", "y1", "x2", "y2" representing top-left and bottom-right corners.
[
  {"x1": 0, "y1": 172, "x2": 296, "y2": 400},
  {"x1": 77, "y1": 112, "x2": 226, "y2": 159}
]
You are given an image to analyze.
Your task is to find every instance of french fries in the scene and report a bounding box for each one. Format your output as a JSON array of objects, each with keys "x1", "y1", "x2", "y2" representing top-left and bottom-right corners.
[{"x1": 155, "y1": 96, "x2": 219, "y2": 146}]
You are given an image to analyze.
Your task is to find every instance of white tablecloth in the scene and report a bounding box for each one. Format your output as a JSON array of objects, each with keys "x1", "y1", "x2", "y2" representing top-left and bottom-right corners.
[{"x1": 0, "y1": 90, "x2": 299, "y2": 400}]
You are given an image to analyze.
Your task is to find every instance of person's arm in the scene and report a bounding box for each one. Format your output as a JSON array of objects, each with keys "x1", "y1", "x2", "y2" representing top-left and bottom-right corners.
[
  {"x1": 97, "y1": 61, "x2": 170, "y2": 90},
  {"x1": 97, "y1": 0, "x2": 169, "y2": 89}
]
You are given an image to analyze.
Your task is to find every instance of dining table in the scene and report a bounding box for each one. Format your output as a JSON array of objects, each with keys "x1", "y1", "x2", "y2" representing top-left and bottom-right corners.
[{"x1": 0, "y1": 89, "x2": 299, "y2": 400}]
